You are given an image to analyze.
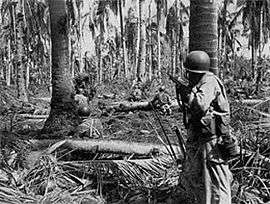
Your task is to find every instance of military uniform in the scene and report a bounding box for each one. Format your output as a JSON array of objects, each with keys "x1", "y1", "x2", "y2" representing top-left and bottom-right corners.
[
  {"x1": 131, "y1": 88, "x2": 142, "y2": 102},
  {"x1": 179, "y1": 51, "x2": 234, "y2": 204},
  {"x1": 152, "y1": 88, "x2": 172, "y2": 115}
]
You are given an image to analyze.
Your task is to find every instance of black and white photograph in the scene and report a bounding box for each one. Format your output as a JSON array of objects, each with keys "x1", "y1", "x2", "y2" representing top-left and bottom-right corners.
[{"x1": 0, "y1": 0, "x2": 270, "y2": 203}]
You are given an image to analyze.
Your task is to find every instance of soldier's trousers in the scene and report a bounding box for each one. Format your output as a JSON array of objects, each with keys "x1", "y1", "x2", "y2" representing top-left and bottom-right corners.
[{"x1": 180, "y1": 138, "x2": 232, "y2": 204}]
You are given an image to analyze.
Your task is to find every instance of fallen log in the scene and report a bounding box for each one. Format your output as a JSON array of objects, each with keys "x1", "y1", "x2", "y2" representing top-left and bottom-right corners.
[
  {"x1": 234, "y1": 99, "x2": 263, "y2": 105},
  {"x1": 35, "y1": 97, "x2": 51, "y2": 103},
  {"x1": 107, "y1": 100, "x2": 179, "y2": 112},
  {"x1": 30, "y1": 139, "x2": 182, "y2": 157},
  {"x1": 18, "y1": 114, "x2": 48, "y2": 119}
]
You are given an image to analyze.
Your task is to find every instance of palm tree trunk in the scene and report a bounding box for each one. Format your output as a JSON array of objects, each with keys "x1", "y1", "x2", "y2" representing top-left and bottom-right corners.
[
  {"x1": 134, "y1": 0, "x2": 140, "y2": 80},
  {"x1": 171, "y1": 30, "x2": 176, "y2": 75},
  {"x1": 25, "y1": 58, "x2": 30, "y2": 90},
  {"x1": 157, "y1": 0, "x2": 161, "y2": 80},
  {"x1": 220, "y1": 0, "x2": 228, "y2": 77},
  {"x1": 175, "y1": 0, "x2": 179, "y2": 75},
  {"x1": 189, "y1": 0, "x2": 219, "y2": 75},
  {"x1": 251, "y1": 33, "x2": 257, "y2": 79},
  {"x1": 43, "y1": 0, "x2": 80, "y2": 136},
  {"x1": 119, "y1": 0, "x2": 128, "y2": 78},
  {"x1": 148, "y1": 0, "x2": 153, "y2": 81},
  {"x1": 78, "y1": 1, "x2": 83, "y2": 73},
  {"x1": 256, "y1": 5, "x2": 264, "y2": 91},
  {"x1": 12, "y1": 4, "x2": 17, "y2": 45},
  {"x1": 6, "y1": 38, "x2": 11, "y2": 86},
  {"x1": 11, "y1": 4, "x2": 16, "y2": 85},
  {"x1": 68, "y1": 29, "x2": 74, "y2": 78},
  {"x1": 258, "y1": 5, "x2": 263, "y2": 59},
  {"x1": 137, "y1": 1, "x2": 146, "y2": 83},
  {"x1": 17, "y1": 6, "x2": 28, "y2": 102},
  {"x1": 46, "y1": 10, "x2": 52, "y2": 96}
]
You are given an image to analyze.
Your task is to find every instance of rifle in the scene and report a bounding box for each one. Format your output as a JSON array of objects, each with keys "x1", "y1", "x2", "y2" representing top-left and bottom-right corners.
[
  {"x1": 167, "y1": 73, "x2": 189, "y2": 129},
  {"x1": 167, "y1": 73, "x2": 189, "y2": 107},
  {"x1": 167, "y1": 73, "x2": 189, "y2": 89}
]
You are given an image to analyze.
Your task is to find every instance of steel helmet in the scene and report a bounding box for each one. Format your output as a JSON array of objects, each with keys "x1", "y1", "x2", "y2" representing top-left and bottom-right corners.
[{"x1": 184, "y1": 51, "x2": 210, "y2": 73}]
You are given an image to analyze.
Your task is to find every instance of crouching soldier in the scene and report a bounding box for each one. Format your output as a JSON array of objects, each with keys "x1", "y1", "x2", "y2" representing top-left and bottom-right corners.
[
  {"x1": 74, "y1": 74, "x2": 91, "y2": 118},
  {"x1": 129, "y1": 84, "x2": 143, "y2": 102},
  {"x1": 75, "y1": 88, "x2": 90, "y2": 118},
  {"x1": 177, "y1": 51, "x2": 239, "y2": 204},
  {"x1": 151, "y1": 86, "x2": 172, "y2": 115}
]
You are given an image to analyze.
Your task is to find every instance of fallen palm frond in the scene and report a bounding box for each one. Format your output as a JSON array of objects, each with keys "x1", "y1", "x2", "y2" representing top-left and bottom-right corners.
[
  {"x1": 253, "y1": 98, "x2": 270, "y2": 110},
  {"x1": 58, "y1": 154, "x2": 178, "y2": 202},
  {"x1": 1, "y1": 134, "x2": 178, "y2": 203},
  {"x1": 0, "y1": 183, "x2": 37, "y2": 204},
  {"x1": 0, "y1": 154, "x2": 105, "y2": 204},
  {"x1": 231, "y1": 101, "x2": 270, "y2": 203},
  {"x1": 0, "y1": 182, "x2": 104, "y2": 204}
]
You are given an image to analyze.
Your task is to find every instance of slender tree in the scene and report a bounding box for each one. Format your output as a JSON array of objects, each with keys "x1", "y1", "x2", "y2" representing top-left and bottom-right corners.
[
  {"x1": 16, "y1": 4, "x2": 28, "y2": 102},
  {"x1": 148, "y1": 0, "x2": 153, "y2": 81},
  {"x1": 166, "y1": 2, "x2": 185, "y2": 76},
  {"x1": 42, "y1": 0, "x2": 80, "y2": 136},
  {"x1": 218, "y1": 0, "x2": 241, "y2": 76},
  {"x1": 78, "y1": 0, "x2": 83, "y2": 73},
  {"x1": 137, "y1": 0, "x2": 146, "y2": 82},
  {"x1": 189, "y1": 0, "x2": 219, "y2": 74},
  {"x1": 156, "y1": 0, "x2": 162, "y2": 79},
  {"x1": 134, "y1": 0, "x2": 140, "y2": 79},
  {"x1": 119, "y1": 0, "x2": 128, "y2": 78},
  {"x1": 6, "y1": 39, "x2": 11, "y2": 86},
  {"x1": 239, "y1": 0, "x2": 270, "y2": 78}
]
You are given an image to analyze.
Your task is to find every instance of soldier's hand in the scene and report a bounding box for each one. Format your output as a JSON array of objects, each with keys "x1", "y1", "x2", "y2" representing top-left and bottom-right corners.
[{"x1": 176, "y1": 84, "x2": 191, "y2": 103}]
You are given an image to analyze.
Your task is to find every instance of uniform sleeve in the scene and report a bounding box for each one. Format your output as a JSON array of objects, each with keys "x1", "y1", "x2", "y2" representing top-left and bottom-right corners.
[{"x1": 189, "y1": 79, "x2": 218, "y2": 118}]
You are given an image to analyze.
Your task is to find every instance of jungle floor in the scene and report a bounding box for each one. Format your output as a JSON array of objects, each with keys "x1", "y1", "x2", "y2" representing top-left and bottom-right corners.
[{"x1": 0, "y1": 84, "x2": 270, "y2": 204}]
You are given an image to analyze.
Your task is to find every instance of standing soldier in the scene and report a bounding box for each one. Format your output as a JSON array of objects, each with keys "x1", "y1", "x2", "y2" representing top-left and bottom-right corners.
[{"x1": 177, "y1": 51, "x2": 238, "y2": 203}]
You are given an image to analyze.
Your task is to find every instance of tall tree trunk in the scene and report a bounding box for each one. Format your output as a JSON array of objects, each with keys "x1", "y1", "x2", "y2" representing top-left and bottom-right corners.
[
  {"x1": 251, "y1": 33, "x2": 257, "y2": 79},
  {"x1": 134, "y1": 0, "x2": 140, "y2": 80},
  {"x1": 157, "y1": 0, "x2": 161, "y2": 79},
  {"x1": 258, "y1": 5, "x2": 263, "y2": 60},
  {"x1": 78, "y1": 1, "x2": 83, "y2": 73},
  {"x1": 171, "y1": 30, "x2": 176, "y2": 75},
  {"x1": 17, "y1": 6, "x2": 28, "y2": 102},
  {"x1": 6, "y1": 38, "x2": 11, "y2": 86},
  {"x1": 189, "y1": 0, "x2": 218, "y2": 75},
  {"x1": 119, "y1": 0, "x2": 128, "y2": 78},
  {"x1": 25, "y1": 58, "x2": 30, "y2": 89},
  {"x1": 137, "y1": 0, "x2": 146, "y2": 82},
  {"x1": 256, "y1": 5, "x2": 264, "y2": 91},
  {"x1": 12, "y1": 4, "x2": 17, "y2": 46},
  {"x1": 43, "y1": 0, "x2": 80, "y2": 136},
  {"x1": 220, "y1": 0, "x2": 228, "y2": 78},
  {"x1": 68, "y1": 27, "x2": 74, "y2": 78},
  {"x1": 97, "y1": 46, "x2": 103, "y2": 82},
  {"x1": 11, "y1": 4, "x2": 16, "y2": 85},
  {"x1": 148, "y1": 0, "x2": 153, "y2": 81},
  {"x1": 231, "y1": 32, "x2": 236, "y2": 71},
  {"x1": 175, "y1": 0, "x2": 179, "y2": 75}
]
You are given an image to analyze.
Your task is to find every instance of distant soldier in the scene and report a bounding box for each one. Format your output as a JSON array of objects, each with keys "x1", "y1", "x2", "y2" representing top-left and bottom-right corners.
[
  {"x1": 129, "y1": 84, "x2": 143, "y2": 102},
  {"x1": 151, "y1": 86, "x2": 172, "y2": 115},
  {"x1": 75, "y1": 88, "x2": 90, "y2": 117},
  {"x1": 74, "y1": 74, "x2": 91, "y2": 117},
  {"x1": 74, "y1": 73, "x2": 96, "y2": 102}
]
